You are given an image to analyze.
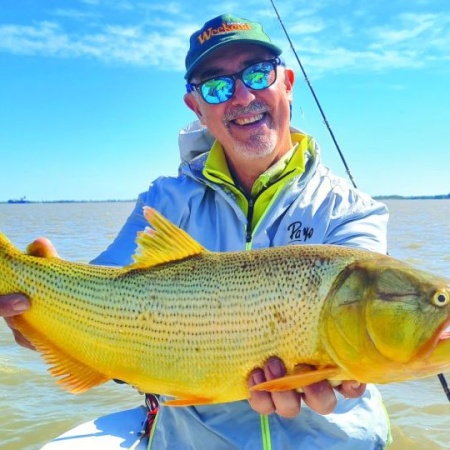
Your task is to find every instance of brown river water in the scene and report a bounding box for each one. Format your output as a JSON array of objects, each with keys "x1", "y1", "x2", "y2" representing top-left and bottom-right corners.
[{"x1": 0, "y1": 199, "x2": 449, "y2": 449}]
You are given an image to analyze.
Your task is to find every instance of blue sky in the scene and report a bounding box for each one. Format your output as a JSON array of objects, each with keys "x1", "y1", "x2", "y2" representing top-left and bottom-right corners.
[{"x1": 0, "y1": 0, "x2": 448, "y2": 201}]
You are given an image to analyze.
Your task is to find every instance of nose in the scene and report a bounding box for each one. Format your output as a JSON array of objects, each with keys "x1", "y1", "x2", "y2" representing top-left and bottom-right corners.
[{"x1": 231, "y1": 79, "x2": 255, "y2": 106}]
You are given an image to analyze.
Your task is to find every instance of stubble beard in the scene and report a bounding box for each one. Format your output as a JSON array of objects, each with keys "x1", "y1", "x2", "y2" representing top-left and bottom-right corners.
[
  {"x1": 233, "y1": 130, "x2": 277, "y2": 160},
  {"x1": 225, "y1": 101, "x2": 277, "y2": 160}
]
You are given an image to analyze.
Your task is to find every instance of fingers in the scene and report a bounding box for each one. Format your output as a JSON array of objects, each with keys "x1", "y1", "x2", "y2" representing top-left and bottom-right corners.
[
  {"x1": 301, "y1": 380, "x2": 337, "y2": 415},
  {"x1": 0, "y1": 238, "x2": 55, "y2": 318},
  {"x1": 248, "y1": 359, "x2": 367, "y2": 418},
  {"x1": 0, "y1": 294, "x2": 30, "y2": 317},
  {"x1": 290, "y1": 364, "x2": 336, "y2": 415},
  {"x1": 26, "y1": 237, "x2": 59, "y2": 258},
  {"x1": 336, "y1": 381, "x2": 366, "y2": 399},
  {"x1": 248, "y1": 357, "x2": 301, "y2": 418},
  {"x1": 0, "y1": 238, "x2": 53, "y2": 352},
  {"x1": 0, "y1": 295, "x2": 35, "y2": 349},
  {"x1": 8, "y1": 322, "x2": 35, "y2": 350}
]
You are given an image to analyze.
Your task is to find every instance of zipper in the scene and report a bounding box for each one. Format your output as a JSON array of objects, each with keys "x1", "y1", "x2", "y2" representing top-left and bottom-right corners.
[
  {"x1": 245, "y1": 168, "x2": 298, "y2": 245},
  {"x1": 245, "y1": 197, "x2": 255, "y2": 244}
]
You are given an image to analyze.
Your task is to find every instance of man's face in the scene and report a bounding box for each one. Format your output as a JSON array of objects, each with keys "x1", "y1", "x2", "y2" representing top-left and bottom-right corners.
[{"x1": 184, "y1": 43, "x2": 295, "y2": 166}]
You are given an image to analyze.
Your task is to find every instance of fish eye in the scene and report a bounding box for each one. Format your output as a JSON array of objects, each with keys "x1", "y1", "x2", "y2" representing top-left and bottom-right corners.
[{"x1": 432, "y1": 290, "x2": 450, "y2": 307}]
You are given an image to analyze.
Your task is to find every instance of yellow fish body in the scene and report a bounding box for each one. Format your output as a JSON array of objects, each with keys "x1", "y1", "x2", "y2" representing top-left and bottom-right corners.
[{"x1": 1, "y1": 207, "x2": 450, "y2": 406}]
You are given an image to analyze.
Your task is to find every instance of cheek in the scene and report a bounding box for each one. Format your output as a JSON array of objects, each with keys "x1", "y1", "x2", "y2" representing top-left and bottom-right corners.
[{"x1": 200, "y1": 105, "x2": 226, "y2": 129}]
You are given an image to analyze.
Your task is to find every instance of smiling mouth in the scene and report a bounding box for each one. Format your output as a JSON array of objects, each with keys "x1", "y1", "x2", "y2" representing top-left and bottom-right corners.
[{"x1": 232, "y1": 113, "x2": 265, "y2": 126}]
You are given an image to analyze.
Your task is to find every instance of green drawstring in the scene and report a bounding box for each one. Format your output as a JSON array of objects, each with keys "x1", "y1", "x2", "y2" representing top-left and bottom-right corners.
[{"x1": 260, "y1": 414, "x2": 272, "y2": 450}]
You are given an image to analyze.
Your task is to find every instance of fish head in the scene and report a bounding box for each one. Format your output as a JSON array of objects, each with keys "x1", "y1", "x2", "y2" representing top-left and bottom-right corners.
[{"x1": 321, "y1": 254, "x2": 450, "y2": 383}]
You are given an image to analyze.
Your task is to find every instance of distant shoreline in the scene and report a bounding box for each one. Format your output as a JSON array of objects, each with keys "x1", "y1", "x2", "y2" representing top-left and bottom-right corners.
[
  {"x1": 1, "y1": 199, "x2": 137, "y2": 204},
  {"x1": 1, "y1": 194, "x2": 450, "y2": 204},
  {"x1": 374, "y1": 194, "x2": 450, "y2": 200}
]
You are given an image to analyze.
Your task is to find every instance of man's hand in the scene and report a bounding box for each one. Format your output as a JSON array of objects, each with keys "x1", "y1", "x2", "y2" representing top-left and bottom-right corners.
[
  {"x1": 248, "y1": 357, "x2": 366, "y2": 417},
  {"x1": 1, "y1": 237, "x2": 58, "y2": 350}
]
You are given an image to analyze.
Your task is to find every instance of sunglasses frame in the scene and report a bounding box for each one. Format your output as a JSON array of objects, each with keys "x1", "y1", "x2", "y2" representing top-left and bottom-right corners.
[{"x1": 186, "y1": 57, "x2": 282, "y2": 105}]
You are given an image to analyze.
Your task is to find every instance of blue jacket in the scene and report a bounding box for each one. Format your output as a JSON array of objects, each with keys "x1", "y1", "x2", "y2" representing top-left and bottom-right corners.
[{"x1": 92, "y1": 121, "x2": 391, "y2": 449}]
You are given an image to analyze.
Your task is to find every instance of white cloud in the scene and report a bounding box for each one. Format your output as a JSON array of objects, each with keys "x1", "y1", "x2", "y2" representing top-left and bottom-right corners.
[
  {"x1": 371, "y1": 13, "x2": 438, "y2": 45},
  {"x1": 0, "y1": 3, "x2": 449, "y2": 77},
  {"x1": 52, "y1": 9, "x2": 99, "y2": 20},
  {"x1": 0, "y1": 19, "x2": 188, "y2": 69},
  {"x1": 287, "y1": 19, "x2": 326, "y2": 36},
  {"x1": 283, "y1": 7, "x2": 450, "y2": 77},
  {"x1": 80, "y1": 0, "x2": 101, "y2": 5},
  {"x1": 0, "y1": 22, "x2": 69, "y2": 56}
]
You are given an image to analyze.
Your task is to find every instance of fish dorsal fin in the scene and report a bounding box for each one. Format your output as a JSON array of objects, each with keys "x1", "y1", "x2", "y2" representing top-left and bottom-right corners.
[
  {"x1": 130, "y1": 207, "x2": 206, "y2": 269},
  {"x1": 12, "y1": 316, "x2": 109, "y2": 393}
]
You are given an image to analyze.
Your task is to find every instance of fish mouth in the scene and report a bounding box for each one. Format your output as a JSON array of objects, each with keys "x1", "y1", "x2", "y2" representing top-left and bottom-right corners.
[
  {"x1": 415, "y1": 318, "x2": 450, "y2": 361},
  {"x1": 435, "y1": 315, "x2": 450, "y2": 341},
  {"x1": 429, "y1": 319, "x2": 450, "y2": 357},
  {"x1": 438, "y1": 326, "x2": 450, "y2": 341},
  {"x1": 409, "y1": 319, "x2": 450, "y2": 377}
]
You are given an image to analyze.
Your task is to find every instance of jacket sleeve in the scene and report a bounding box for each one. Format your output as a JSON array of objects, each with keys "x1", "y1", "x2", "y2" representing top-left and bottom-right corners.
[
  {"x1": 90, "y1": 194, "x2": 149, "y2": 267},
  {"x1": 323, "y1": 188, "x2": 389, "y2": 254},
  {"x1": 89, "y1": 174, "x2": 196, "y2": 266}
]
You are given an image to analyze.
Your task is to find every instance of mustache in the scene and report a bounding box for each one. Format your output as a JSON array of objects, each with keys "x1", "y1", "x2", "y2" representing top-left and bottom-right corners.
[{"x1": 224, "y1": 101, "x2": 270, "y2": 122}]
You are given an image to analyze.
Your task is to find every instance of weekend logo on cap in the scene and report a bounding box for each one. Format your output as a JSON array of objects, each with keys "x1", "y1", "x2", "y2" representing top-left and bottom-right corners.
[{"x1": 185, "y1": 14, "x2": 282, "y2": 80}]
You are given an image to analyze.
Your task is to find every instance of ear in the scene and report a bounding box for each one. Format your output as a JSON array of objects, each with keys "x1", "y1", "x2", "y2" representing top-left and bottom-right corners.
[
  {"x1": 184, "y1": 93, "x2": 206, "y2": 124},
  {"x1": 284, "y1": 68, "x2": 295, "y2": 100}
]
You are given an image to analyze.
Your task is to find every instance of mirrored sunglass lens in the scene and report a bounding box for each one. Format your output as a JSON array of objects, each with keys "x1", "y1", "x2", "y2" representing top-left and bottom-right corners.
[
  {"x1": 243, "y1": 62, "x2": 275, "y2": 90},
  {"x1": 201, "y1": 78, "x2": 234, "y2": 104}
]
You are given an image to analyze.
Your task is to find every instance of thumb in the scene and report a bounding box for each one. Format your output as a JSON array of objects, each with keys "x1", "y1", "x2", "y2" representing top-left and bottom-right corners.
[{"x1": 26, "y1": 237, "x2": 59, "y2": 258}]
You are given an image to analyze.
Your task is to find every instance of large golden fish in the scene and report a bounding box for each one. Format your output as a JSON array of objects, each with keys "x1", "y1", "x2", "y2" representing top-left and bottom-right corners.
[{"x1": 1, "y1": 207, "x2": 450, "y2": 406}]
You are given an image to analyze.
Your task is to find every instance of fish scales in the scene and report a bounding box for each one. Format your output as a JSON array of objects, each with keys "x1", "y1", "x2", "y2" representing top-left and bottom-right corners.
[
  {"x1": 1, "y1": 207, "x2": 450, "y2": 405},
  {"x1": 101, "y1": 247, "x2": 356, "y2": 400},
  {"x1": 1, "y1": 238, "x2": 362, "y2": 399}
]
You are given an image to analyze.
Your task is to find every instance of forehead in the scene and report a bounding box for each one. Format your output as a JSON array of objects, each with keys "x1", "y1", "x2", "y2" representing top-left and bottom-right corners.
[{"x1": 192, "y1": 43, "x2": 274, "y2": 80}]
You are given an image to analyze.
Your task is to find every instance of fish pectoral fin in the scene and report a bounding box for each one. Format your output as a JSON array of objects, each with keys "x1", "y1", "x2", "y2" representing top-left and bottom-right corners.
[
  {"x1": 250, "y1": 366, "x2": 343, "y2": 393},
  {"x1": 162, "y1": 396, "x2": 215, "y2": 407},
  {"x1": 12, "y1": 317, "x2": 109, "y2": 394}
]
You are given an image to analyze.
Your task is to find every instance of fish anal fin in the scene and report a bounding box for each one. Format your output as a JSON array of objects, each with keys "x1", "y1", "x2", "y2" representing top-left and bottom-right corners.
[
  {"x1": 12, "y1": 316, "x2": 109, "y2": 394},
  {"x1": 162, "y1": 396, "x2": 215, "y2": 407},
  {"x1": 250, "y1": 366, "x2": 344, "y2": 393},
  {"x1": 129, "y1": 207, "x2": 207, "y2": 269}
]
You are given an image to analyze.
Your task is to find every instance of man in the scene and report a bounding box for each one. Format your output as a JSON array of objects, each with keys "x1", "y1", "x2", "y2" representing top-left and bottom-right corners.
[{"x1": 1, "y1": 14, "x2": 390, "y2": 449}]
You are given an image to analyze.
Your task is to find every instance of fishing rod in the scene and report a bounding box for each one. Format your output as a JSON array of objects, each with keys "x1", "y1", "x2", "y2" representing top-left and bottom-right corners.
[
  {"x1": 268, "y1": 0, "x2": 357, "y2": 189},
  {"x1": 267, "y1": 0, "x2": 450, "y2": 403}
]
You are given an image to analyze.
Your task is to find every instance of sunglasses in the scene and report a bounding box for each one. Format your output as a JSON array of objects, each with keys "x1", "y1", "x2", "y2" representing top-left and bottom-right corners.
[{"x1": 186, "y1": 57, "x2": 282, "y2": 105}]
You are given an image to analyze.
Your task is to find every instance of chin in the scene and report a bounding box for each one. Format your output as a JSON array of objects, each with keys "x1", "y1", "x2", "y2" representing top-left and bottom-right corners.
[{"x1": 235, "y1": 137, "x2": 277, "y2": 160}]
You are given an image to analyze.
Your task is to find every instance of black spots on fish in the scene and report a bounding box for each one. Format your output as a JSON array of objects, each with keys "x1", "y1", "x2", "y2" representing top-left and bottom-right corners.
[
  {"x1": 137, "y1": 311, "x2": 154, "y2": 322},
  {"x1": 274, "y1": 310, "x2": 287, "y2": 324}
]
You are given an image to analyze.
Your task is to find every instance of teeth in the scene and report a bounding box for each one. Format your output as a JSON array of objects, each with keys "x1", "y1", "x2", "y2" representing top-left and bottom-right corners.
[{"x1": 234, "y1": 113, "x2": 264, "y2": 125}]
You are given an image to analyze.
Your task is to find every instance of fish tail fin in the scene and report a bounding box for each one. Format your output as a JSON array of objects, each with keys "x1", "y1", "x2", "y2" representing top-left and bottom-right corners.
[
  {"x1": 0, "y1": 232, "x2": 23, "y2": 294},
  {"x1": 0, "y1": 231, "x2": 20, "y2": 258},
  {"x1": 12, "y1": 315, "x2": 110, "y2": 393}
]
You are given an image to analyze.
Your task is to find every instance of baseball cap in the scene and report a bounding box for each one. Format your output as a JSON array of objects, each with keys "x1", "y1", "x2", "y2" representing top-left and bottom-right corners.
[{"x1": 185, "y1": 14, "x2": 282, "y2": 80}]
